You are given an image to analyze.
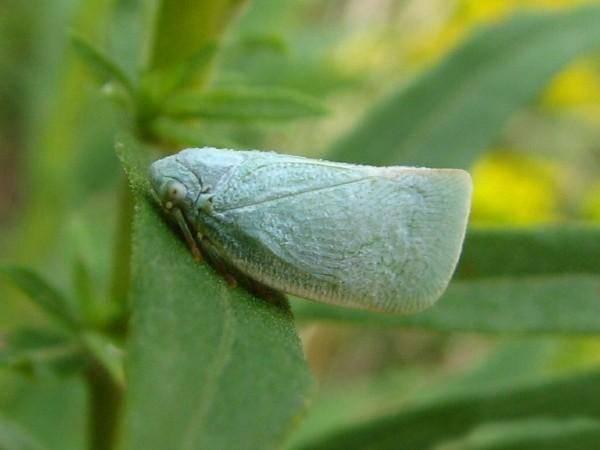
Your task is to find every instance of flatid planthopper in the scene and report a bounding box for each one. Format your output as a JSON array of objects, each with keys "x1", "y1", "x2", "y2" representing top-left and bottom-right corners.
[{"x1": 149, "y1": 148, "x2": 472, "y2": 314}]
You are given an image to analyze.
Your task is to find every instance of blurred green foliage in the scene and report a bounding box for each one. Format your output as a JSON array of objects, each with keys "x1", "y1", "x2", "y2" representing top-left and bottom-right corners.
[{"x1": 2, "y1": 1, "x2": 600, "y2": 450}]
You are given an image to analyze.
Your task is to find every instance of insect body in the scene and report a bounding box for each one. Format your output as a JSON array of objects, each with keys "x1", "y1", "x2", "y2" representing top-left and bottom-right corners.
[{"x1": 149, "y1": 148, "x2": 472, "y2": 313}]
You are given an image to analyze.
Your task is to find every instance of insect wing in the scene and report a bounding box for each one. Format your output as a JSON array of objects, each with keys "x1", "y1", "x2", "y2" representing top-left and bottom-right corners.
[
  {"x1": 212, "y1": 152, "x2": 369, "y2": 212},
  {"x1": 214, "y1": 156, "x2": 471, "y2": 313}
]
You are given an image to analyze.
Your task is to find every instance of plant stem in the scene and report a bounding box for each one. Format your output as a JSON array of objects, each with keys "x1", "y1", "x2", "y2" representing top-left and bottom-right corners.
[
  {"x1": 149, "y1": 0, "x2": 248, "y2": 87},
  {"x1": 84, "y1": 179, "x2": 132, "y2": 450},
  {"x1": 86, "y1": 360, "x2": 124, "y2": 450}
]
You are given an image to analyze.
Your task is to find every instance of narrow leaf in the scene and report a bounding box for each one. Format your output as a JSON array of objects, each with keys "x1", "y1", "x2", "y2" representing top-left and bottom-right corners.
[
  {"x1": 297, "y1": 369, "x2": 600, "y2": 450},
  {"x1": 293, "y1": 275, "x2": 600, "y2": 334},
  {"x1": 436, "y1": 417, "x2": 600, "y2": 450},
  {"x1": 290, "y1": 339, "x2": 560, "y2": 450},
  {"x1": 121, "y1": 198, "x2": 313, "y2": 450},
  {"x1": 150, "y1": 117, "x2": 239, "y2": 149},
  {"x1": 71, "y1": 257, "x2": 96, "y2": 322},
  {"x1": 0, "y1": 328, "x2": 80, "y2": 373},
  {"x1": 0, "y1": 266, "x2": 79, "y2": 330},
  {"x1": 327, "y1": 5, "x2": 600, "y2": 168},
  {"x1": 237, "y1": 33, "x2": 288, "y2": 54},
  {"x1": 70, "y1": 32, "x2": 134, "y2": 94},
  {"x1": 457, "y1": 226, "x2": 600, "y2": 278},
  {"x1": 164, "y1": 87, "x2": 328, "y2": 121}
]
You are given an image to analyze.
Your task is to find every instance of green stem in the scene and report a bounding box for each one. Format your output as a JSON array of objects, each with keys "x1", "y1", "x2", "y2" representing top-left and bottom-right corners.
[
  {"x1": 86, "y1": 360, "x2": 124, "y2": 450},
  {"x1": 138, "y1": 1, "x2": 249, "y2": 145},
  {"x1": 84, "y1": 178, "x2": 132, "y2": 450},
  {"x1": 149, "y1": 0, "x2": 248, "y2": 79}
]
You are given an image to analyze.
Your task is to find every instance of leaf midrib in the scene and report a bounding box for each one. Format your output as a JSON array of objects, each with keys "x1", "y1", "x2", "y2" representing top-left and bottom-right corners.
[{"x1": 181, "y1": 288, "x2": 236, "y2": 450}]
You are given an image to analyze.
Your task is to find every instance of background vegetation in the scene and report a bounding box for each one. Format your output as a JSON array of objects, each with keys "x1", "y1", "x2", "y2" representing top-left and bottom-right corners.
[{"x1": 2, "y1": 1, "x2": 600, "y2": 449}]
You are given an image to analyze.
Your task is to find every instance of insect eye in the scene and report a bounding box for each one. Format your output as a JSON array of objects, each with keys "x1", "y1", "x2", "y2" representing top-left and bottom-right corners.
[{"x1": 163, "y1": 180, "x2": 187, "y2": 209}]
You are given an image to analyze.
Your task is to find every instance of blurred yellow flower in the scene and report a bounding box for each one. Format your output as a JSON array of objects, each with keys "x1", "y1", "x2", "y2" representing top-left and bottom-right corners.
[
  {"x1": 332, "y1": 32, "x2": 394, "y2": 76},
  {"x1": 471, "y1": 151, "x2": 560, "y2": 225},
  {"x1": 543, "y1": 60, "x2": 600, "y2": 118},
  {"x1": 334, "y1": 0, "x2": 598, "y2": 78},
  {"x1": 459, "y1": 0, "x2": 588, "y2": 23},
  {"x1": 409, "y1": 0, "x2": 594, "y2": 65}
]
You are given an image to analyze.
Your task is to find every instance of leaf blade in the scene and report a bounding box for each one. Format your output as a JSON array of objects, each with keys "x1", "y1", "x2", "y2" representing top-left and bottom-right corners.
[
  {"x1": 121, "y1": 198, "x2": 313, "y2": 450},
  {"x1": 0, "y1": 266, "x2": 79, "y2": 330},
  {"x1": 70, "y1": 32, "x2": 134, "y2": 94},
  {"x1": 456, "y1": 226, "x2": 600, "y2": 279},
  {"x1": 297, "y1": 369, "x2": 600, "y2": 450},
  {"x1": 327, "y1": 5, "x2": 600, "y2": 168},
  {"x1": 0, "y1": 328, "x2": 82, "y2": 374},
  {"x1": 164, "y1": 87, "x2": 328, "y2": 121},
  {"x1": 436, "y1": 417, "x2": 600, "y2": 450},
  {"x1": 293, "y1": 275, "x2": 600, "y2": 334}
]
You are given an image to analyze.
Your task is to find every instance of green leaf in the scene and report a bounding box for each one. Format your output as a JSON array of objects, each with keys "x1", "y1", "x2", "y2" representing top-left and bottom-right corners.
[
  {"x1": 114, "y1": 135, "x2": 152, "y2": 196},
  {"x1": 426, "y1": 276, "x2": 600, "y2": 335},
  {"x1": 163, "y1": 87, "x2": 328, "y2": 121},
  {"x1": 0, "y1": 267, "x2": 80, "y2": 330},
  {"x1": 436, "y1": 417, "x2": 600, "y2": 450},
  {"x1": 444, "y1": 338, "x2": 561, "y2": 390},
  {"x1": 291, "y1": 339, "x2": 561, "y2": 450},
  {"x1": 150, "y1": 117, "x2": 239, "y2": 149},
  {"x1": 71, "y1": 257, "x2": 96, "y2": 323},
  {"x1": 237, "y1": 33, "x2": 288, "y2": 54},
  {"x1": 0, "y1": 328, "x2": 80, "y2": 373},
  {"x1": 149, "y1": 0, "x2": 247, "y2": 81},
  {"x1": 297, "y1": 369, "x2": 600, "y2": 450},
  {"x1": 456, "y1": 226, "x2": 600, "y2": 278},
  {"x1": 0, "y1": 415, "x2": 49, "y2": 450},
  {"x1": 70, "y1": 32, "x2": 134, "y2": 94},
  {"x1": 327, "y1": 5, "x2": 600, "y2": 168},
  {"x1": 293, "y1": 275, "x2": 600, "y2": 334},
  {"x1": 120, "y1": 198, "x2": 313, "y2": 450}
]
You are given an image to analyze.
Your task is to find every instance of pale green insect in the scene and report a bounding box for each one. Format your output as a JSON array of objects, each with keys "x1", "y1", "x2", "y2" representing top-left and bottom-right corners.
[{"x1": 149, "y1": 148, "x2": 472, "y2": 313}]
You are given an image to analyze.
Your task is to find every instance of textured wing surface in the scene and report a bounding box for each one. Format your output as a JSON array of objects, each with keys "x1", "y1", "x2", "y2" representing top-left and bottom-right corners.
[
  {"x1": 217, "y1": 158, "x2": 471, "y2": 313},
  {"x1": 212, "y1": 151, "x2": 370, "y2": 212}
]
